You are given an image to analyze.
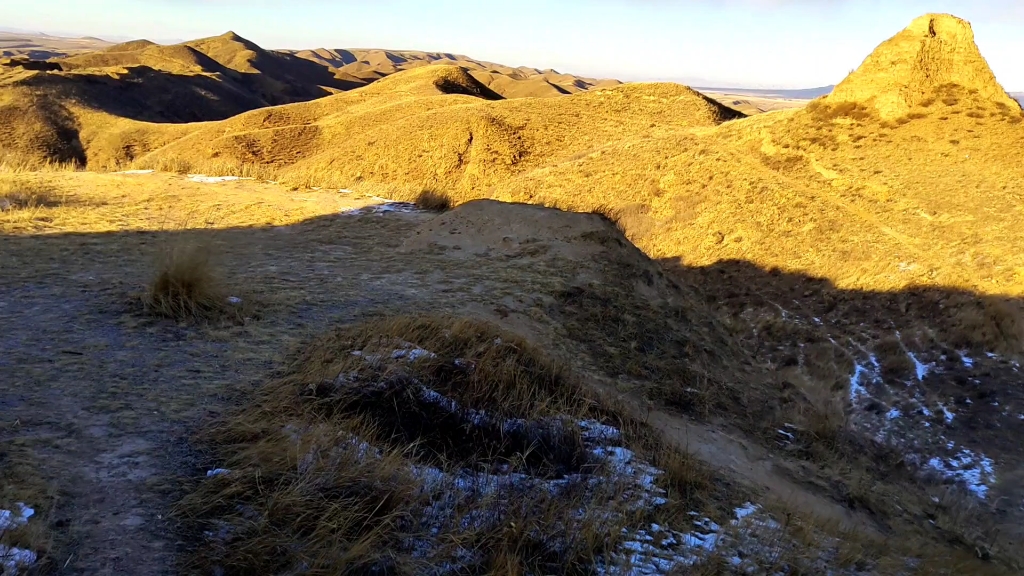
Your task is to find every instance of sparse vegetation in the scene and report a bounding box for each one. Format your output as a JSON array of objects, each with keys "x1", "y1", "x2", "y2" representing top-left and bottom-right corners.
[
  {"x1": 2, "y1": 9, "x2": 1024, "y2": 576},
  {"x1": 177, "y1": 316, "x2": 751, "y2": 575},
  {"x1": 144, "y1": 241, "x2": 243, "y2": 324},
  {"x1": 0, "y1": 178, "x2": 64, "y2": 211},
  {"x1": 414, "y1": 188, "x2": 453, "y2": 212}
]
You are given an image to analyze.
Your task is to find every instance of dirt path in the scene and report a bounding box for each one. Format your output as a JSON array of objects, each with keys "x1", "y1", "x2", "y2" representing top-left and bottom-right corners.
[{"x1": 0, "y1": 214, "x2": 460, "y2": 574}]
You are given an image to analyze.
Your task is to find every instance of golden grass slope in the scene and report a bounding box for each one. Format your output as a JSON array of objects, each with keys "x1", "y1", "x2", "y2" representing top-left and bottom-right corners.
[
  {"x1": 59, "y1": 31, "x2": 354, "y2": 104},
  {"x1": 123, "y1": 13, "x2": 1024, "y2": 306},
  {"x1": 4, "y1": 13, "x2": 1023, "y2": 305},
  {"x1": 133, "y1": 68, "x2": 741, "y2": 186}
]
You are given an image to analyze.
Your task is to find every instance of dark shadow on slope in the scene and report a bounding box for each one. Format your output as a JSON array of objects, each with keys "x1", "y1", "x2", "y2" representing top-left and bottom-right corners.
[
  {"x1": 1, "y1": 208, "x2": 1022, "y2": 571},
  {"x1": 15, "y1": 66, "x2": 271, "y2": 123}
]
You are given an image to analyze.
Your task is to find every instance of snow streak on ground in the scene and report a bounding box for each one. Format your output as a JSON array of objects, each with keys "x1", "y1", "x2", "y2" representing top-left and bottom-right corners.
[
  {"x1": 0, "y1": 503, "x2": 37, "y2": 574},
  {"x1": 847, "y1": 348, "x2": 998, "y2": 499},
  {"x1": 201, "y1": 343, "x2": 797, "y2": 574},
  {"x1": 340, "y1": 199, "x2": 424, "y2": 216}
]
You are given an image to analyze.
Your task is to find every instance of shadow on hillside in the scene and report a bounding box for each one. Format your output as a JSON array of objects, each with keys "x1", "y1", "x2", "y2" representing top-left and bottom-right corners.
[
  {"x1": 2, "y1": 209, "x2": 1023, "y2": 568},
  {"x1": 658, "y1": 257, "x2": 1024, "y2": 356},
  {"x1": 18, "y1": 56, "x2": 361, "y2": 124}
]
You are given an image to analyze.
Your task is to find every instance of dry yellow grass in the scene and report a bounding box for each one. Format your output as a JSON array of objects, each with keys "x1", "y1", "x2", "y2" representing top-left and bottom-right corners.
[
  {"x1": 144, "y1": 242, "x2": 242, "y2": 324},
  {"x1": 2, "y1": 10, "x2": 1024, "y2": 574},
  {"x1": 72, "y1": 13, "x2": 1014, "y2": 311}
]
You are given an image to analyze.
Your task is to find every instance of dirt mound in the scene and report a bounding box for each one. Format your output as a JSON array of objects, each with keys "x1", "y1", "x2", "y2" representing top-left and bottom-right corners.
[
  {"x1": 0, "y1": 88, "x2": 85, "y2": 165},
  {"x1": 828, "y1": 13, "x2": 1020, "y2": 118},
  {"x1": 404, "y1": 200, "x2": 676, "y2": 294}
]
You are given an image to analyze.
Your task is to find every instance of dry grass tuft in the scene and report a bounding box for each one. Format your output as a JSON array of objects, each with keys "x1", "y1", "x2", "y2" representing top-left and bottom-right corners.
[
  {"x1": 0, "y1": 179, "x2": 65, "y2": 211},
  {"x1": 143, "y1": 242, "x2": 247, "y2": 324},
  {"x1": 176, "y1": 315, "x2": 743, "y2": 575},
  {"x1": 873, "y1": 336, "x2": 915, "y2": 380},
  {"x1": 414, "y1": 188, "x2": 453, "y2": 212}
]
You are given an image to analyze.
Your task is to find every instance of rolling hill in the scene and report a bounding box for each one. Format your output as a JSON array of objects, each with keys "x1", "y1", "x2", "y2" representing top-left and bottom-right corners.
[
  {"x1": 285, "y1": 47, "x2": 622, "y2": 98},
  {"x1": 3, "y1": 10, "x2": 1024, "y2": 574}
]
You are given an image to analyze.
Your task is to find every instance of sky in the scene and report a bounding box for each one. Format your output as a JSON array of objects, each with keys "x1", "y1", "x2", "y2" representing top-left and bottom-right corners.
[{"x1": 2, "y1": 0, "x2": 1023, "y2": 90}]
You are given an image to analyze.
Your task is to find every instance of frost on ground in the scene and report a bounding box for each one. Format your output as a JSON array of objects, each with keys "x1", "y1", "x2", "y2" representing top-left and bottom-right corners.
[
  {"x1": 0, "y1": 503, "x2": 37, "y2": 574},
  {"x1": 0, "y1": 504, "x2": 32, "y2": 531},
  {"x1": 925, "y1": 450, "x2": 996, "y2": 499},
  {"x1": 0, "y1": 546, "x2": 37, "y2": 575},
  {"x1": 196, "y1": 337, "x2": 817, "y2": 575},
  {"x1": 606, "y1": 503, "x2": 787, "y2": 574},
  {"x1": 845, "y1": 346, "x2": 1000, "y2": 499},
  {"x1": 341, "y1": 197, "x2": 424, "y2": 216}
]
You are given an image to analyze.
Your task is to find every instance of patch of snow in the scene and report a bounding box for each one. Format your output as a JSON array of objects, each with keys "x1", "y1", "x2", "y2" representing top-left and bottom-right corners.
[
  {"x1": 340, "y1": 200, "x2": 422, "y2": 216},
  {"x1": 0, "y1": 503, "x2": 34, "y2": 531},
  {"x1": 985, "y1": 352, "x2": 998, "y2": 359},
  {"x1": 886, "y1": 408, "x2": 902, "y2": 420},
  {"x1": 927, "y1": 448, "x2": 996, "y2": 498},
  {"x1": 0, "y1": 545, "x2": 36, "y2": 574},
  {"x1": 187, "y1": 174, "x2": 252, "y2": 183},
  {"x1": 940, "y1": 405, "x2": 955, "y2": 424},
  {"x1": 338, "y1": 189, "x2": 353, "y2": 194},
  {"x1": 116, "y1": 169, "x2": 155, "y2": 175},
  {"x1": 226, "y1": 296, "x2": 242, "y2": 305},
  {"x1": 391, "y1": 348, "x2": 436, "y2": 362},
  {"x1": 579, "y1": 420, "x2": 622, "y2": 442},
  {"x1": 960, "y1": 353, "x2": 974, "y2": 368},
  {"x1": 849, "y1": 363, "x2": 871, "y2": 401},
  {"x1": 907, "y1": 352, "x2": 931, "y2": 381},
  {"x1": 605, "y1": 502, "x2": 780, "y2": 574},
  {"x1": 206, "y1": 469, "x2": 230, "y2": 478}
]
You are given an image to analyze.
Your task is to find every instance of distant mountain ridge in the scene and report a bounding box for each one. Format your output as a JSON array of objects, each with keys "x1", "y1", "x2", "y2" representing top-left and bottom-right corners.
[
  {"x1": 283, "y1": 47, "x2": 622, "y2": 98},
  {"x1": 693, "y1": 85, "x2": 835, "y2": 100}
]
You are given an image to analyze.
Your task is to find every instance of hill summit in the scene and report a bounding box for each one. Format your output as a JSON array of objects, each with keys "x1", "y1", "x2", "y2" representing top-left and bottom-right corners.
[{"x1": 828, "y1": 13, "x2": 1020, "y2": 118}]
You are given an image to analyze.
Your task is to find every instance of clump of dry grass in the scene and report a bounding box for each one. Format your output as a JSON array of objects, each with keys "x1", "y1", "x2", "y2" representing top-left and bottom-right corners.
[
  {"x1": 176, "y1": 316, "x2": 755, "y2": 575},
  {"x1": 0, "y1": 179, "x2": 65, "y2": 211},
  {"x1": 143, "y1": 242, "x2": 247, "y2": 324},
  {"x1": 0, "y1": 152, "x2": 79, "y2": 174},
  {"x1": 414, "y1": 188, "x2": 453, "y2": 212},
  {"x1": 873, "y1": 336, "x2": 915, "y2": 380},
  {"x1": 805, "y1": 100, "x2": 876, "y2": 122},
  {"x1": 133, "y1": 157, "x2": 278, "y2": 181}
]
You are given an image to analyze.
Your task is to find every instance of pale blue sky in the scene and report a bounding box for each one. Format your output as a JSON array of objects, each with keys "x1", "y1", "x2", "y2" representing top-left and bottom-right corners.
[{"x1": 3, "y1": 1, "x2": 1022, "y2": 89}]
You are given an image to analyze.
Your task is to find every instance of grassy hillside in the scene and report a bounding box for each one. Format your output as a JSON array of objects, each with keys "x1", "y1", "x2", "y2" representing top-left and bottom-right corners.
[{"x1": 3, "y1": 11, "x2": 1024, "y2": 573}]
